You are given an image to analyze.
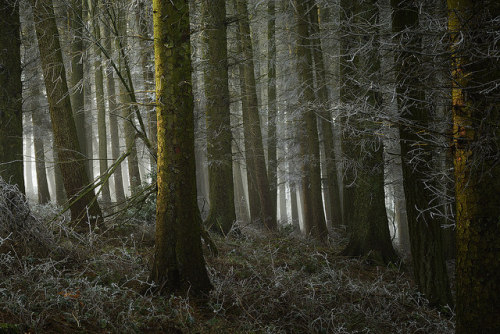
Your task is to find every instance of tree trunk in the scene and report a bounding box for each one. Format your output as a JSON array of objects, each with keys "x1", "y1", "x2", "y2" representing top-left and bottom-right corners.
[
  {"x1": 150, "y1": 0, "x2": 212, "y2": 294},
  {"x1": 308, "y1": 3, "x2": 343, "y2": 227},
  {"x1": 103, "y1": 23, "x2": 126, "y2": 204},
  {"x1": 201, "y1": 0, "x2": 236, "y2": 234},
  {"x1": 88, "y1": 0, "x2": 111, "y2": 204},
  {"x1": 31, "y1": 0, "x2": 102, "y2": 225},
  {"x1": 31, "y1": 82, "x2": 51, "y2": 204},
  {"x1": 237, "y1": 50, "x2": 260, "y2": 225},
  {"x1": 115, "y1": 10, "x2": 142, "y2": 193},
  {"x1": 0, "y1": 1, "x2": 24, "y2": 192},
  {"x1": 267, "y1": 0, "x2": 278, "y2": 222},
  {"x1": 339, "y1": 0, "x2": 356, "y2": 230},
  {"x1": 69, "y1": 0, "x2": 88, "y2": 165},
  {"x1": 135, "y1": 0, "x2": 156, "y2": 171},
  {"x1": 236, "y1": 0, "x2": 277, "y2": 231},
  {"x1": 392, "y1": 0, "x2": 452, "y2": 306},
  {"x1": 293, "y1": 0, "x2": 328, "y2": 240},
  {"x1": 448, "y1": 0, "x2": 500, "y2": 331},
  {"x1": 234, "y1": 0, "x2": 276, "y2": 230},
  {"x1": 340, "y1": 0, "x2": 397, "y2": 263}
]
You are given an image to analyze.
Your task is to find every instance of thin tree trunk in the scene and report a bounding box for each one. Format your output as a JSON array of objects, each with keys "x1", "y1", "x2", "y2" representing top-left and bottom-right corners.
[
  {"x1": 135, "y1": 0, "x2": 156, "y2": 171},
  {"x1": 115, "y1": 8, "x2": 142, "y2": 192},
  {"x1": 103, "y1": 23, "x2": 126, "y2": 204},
  {"x1": 32, "y1": 89, "x2": 51, "y2": 204},
  {"x1": 267, "y1": 0, "x2": 278, "y2": 222},
  {"x1": 88, "y1": 0, "x2": 111, "y2": 204}
]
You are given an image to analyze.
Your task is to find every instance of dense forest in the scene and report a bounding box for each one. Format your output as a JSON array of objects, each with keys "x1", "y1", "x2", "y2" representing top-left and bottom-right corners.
[{"x1": 0, "y1": 0, "x2": 498, "y2": 332}]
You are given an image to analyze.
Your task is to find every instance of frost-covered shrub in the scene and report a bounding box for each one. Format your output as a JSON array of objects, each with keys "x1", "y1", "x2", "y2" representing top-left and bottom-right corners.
[{"x1": 0, "y1": 177, "x2": 55, "y2": 256}]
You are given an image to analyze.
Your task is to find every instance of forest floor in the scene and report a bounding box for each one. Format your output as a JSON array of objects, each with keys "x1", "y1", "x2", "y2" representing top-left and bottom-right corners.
[{"x1": 0, "y1": 195, "x2": 455, "y2": 333}]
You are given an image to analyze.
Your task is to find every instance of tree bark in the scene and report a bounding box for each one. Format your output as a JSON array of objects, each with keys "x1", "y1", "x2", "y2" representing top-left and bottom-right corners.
[
  {"x1": 235, "y1": 0, "x2": 277, "y2": 231},
  {"x1": 0, "y1": 1, "x2": 24, "y2": 192},
  {"x1": 31, "y1": 0, "x2": 102, "y2": 225},
  {"x1": 448, "y1": 0, "x2": 500, "y2": 331},
  {"x1": 88, "y1": 0, "x2": 111, "y2": 204},
  {"x1": 201, "y1": 0, "x2": 236, "y2": 234},
  {"x1": 267, "y1": 0, "x2": 278, "y2": 223},
  {"x1": 115, "y1": 6, "x2": 142, "y2": 193},
  {"x1": 293, "y1": 0, "x2": 328, "y2": 240},
  {"x1": 69, "y1": 0, "x2": 88, "y2": 165},
  {"x1": 150, "y1": 0, "x2": 212, "y2": 294},
  {"x1": 340, "y1": 0, "x2": 397, "y2": 263},
  {"x1": 103, "y1": 23, "x2": 126, "y2": 204},
  {"x1": 392, "y1": 0, "x2": 452, "y2": 306},
  {"x1": 308, "y1": 3, "x2": 343, "y2": 228}
]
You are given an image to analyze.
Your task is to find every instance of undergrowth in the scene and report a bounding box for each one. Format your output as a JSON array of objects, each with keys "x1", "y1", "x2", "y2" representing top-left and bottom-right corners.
[{"x1": 0, "y1": 181, "x2": 454, "y2": 333}]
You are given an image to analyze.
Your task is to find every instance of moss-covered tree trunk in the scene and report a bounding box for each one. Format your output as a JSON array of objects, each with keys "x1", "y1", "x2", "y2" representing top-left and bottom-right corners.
[
  {"x1": 235, "y1": 0, "x2": 277, "y2": 231},
  {"x1": 0, "y1": 1, "x2": 24, "y2": 192},
  {"x1": 448, "y1": 0, "x2": 500, "y2": 331},
  {"x1": 150, "y1": 0, "x2": 212, "y2": 294},
  {"x1": 31, "y1": 0, "x2": 101, "y2": 225},
  {"x1": 293, "y1": 0, "x2": 328, "y2": 240},
  {"x1": 392, "y1": 0, "x2": 452, "y2": 307},
  {"x1": 201, "y1": 0, "x2": 236, "y2": 234}
]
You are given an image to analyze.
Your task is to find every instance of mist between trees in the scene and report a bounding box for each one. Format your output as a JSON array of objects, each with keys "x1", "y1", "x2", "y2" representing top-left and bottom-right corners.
[{"x1": 0, "y1": 0, "x2": 498, "y2": 332}]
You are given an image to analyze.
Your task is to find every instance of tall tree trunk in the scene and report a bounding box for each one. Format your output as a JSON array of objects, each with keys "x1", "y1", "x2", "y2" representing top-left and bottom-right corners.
[
  {"x1": 392, "y1": 0, "x2": 452, "y2": 306},
  {"x1": 150, "y1": 0, "x2": 212, "y2": 294},
  {"x1": 293, "y1": 0, "x2": 328, "y2": 240},
  {"x1": 235, "y1": 0, "x2": 277, "y2": 231},
  {"x1": 88, "y1": 0, "x2": 111, "y2": 204},
  {"x1": 267, "y1": 0, "x2": 278, "y2": 222},
  {"x1": 0, "y1": 1, "x2": 24, "y2": 192},
  {"x1": 69, "y1": 0, "x2": 88, "y2": 167},
  {"x1": 103, "y1": 23, "x2": 126, "y2": 204},
  {"x1": 135, "y1": 0, "x2": 156, "y2": 171},
  {"x1": 340, "y1": 0, "x2": 397, "y2": 263},
  {"x1": 448, "y1": 0, "x2": 500, "y2": 331},
  {"x1": 237, "y1": 48, "x2": 261, "y2": 224},
  {"x1": 31, "y1": 74, "x2": 51, "y2": 204},
  {"x1": 201, "y1": 0, "x2": 236, "y2": 234},
  {"x1": 339, "y1": 0, "x2": 356, "y2": 229},
  {"x1": 308, "y1": 3, "x2": 343, "y2": 227},
  {"x1": 115, "y1": 8, "x2": 142, "y2": 192},
  {"x1": 31, "y1": 0, "x2": 102, "y2": 225}
]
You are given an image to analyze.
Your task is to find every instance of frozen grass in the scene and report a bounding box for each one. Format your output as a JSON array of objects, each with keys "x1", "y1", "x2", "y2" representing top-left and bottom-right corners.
[{"x1": 0, "y1": 181, "x2": 454, "y2": 333}]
